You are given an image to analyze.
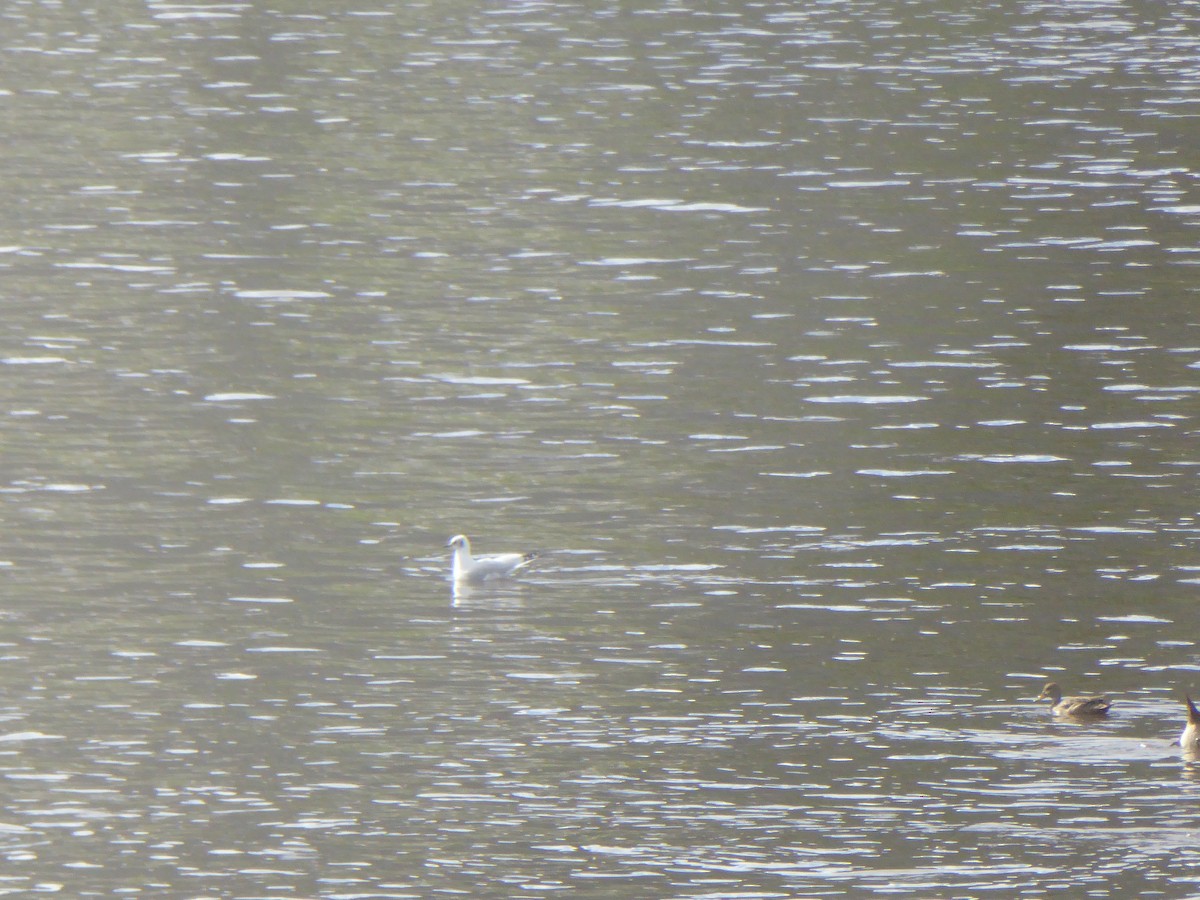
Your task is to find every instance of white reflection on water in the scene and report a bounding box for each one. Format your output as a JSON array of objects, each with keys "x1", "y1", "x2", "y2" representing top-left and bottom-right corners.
[{"x1": 451, "y1": 579, "x2": 528, "y2": 609}]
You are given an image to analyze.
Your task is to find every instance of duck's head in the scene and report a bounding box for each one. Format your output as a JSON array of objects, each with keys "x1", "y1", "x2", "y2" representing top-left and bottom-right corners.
[
  {"x1": 1037, "y1": 682, "x2": 1062, "y2": 703},
  {"x1": 448, "y1": 534, "x2": 469, "y2": 550}
]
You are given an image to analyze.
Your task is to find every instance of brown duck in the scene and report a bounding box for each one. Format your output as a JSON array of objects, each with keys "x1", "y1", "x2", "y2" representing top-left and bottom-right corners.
[
  {"x1": 1181, "y1": 696, "x2": 1200, "y2": 751},
  {"x1": 1037, "y1": 681, "x2": 1112, "y2": 717}
]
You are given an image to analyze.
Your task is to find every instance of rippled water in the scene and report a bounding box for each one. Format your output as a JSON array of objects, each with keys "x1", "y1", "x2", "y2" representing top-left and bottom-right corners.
[{"x1": 1, "y1": 0, "x2": 1199, "y2": 897}]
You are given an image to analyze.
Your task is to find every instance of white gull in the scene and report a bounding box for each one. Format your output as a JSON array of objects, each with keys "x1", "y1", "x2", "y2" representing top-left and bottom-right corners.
[{"x1": 448, "y1": 534, "x2": 538, "y2": 583}]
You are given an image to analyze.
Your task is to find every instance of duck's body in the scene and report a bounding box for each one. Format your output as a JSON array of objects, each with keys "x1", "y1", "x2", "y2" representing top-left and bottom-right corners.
[
  {"x1": 1037, "y1": 681, "x2": 1112, "y2": 718},
  {"x1": 1181, "y1": 696, "x2": 1200, "y2": 751},
  {"x1": 448, "y1": 534, "x2": 537, "y2": 583}
]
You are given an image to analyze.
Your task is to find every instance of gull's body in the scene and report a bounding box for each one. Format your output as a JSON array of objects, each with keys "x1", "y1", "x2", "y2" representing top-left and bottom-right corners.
[
  {"x1": 448, "y1": 534, "x2": 537, "y2": 583},
  {"x1": 1037, "y1": 681, "x2": 1112, "y2": 718},
  {"x1": 1181, "y1": 696, "x2": 1200, "y2": 752}
]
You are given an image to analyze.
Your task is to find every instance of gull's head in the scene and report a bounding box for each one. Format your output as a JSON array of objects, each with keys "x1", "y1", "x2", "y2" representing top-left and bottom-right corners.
[{"x1": 448, "y1": 534, "x2": 469, "y2": 550}]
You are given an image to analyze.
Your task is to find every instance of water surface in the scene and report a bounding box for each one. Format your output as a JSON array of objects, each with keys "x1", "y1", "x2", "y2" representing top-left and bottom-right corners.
[{"x1": 1, "y1": 1, "x2": 1199, "y2": 897}]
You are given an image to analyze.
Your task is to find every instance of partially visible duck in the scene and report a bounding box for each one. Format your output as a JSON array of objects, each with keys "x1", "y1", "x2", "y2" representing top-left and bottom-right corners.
[
  {"x1": 1037, "y1": 681, "x2": 1112, "y2": 717},
  {"x1": 1181, "y1": 696, "x2": 1200, "y2": 751}
]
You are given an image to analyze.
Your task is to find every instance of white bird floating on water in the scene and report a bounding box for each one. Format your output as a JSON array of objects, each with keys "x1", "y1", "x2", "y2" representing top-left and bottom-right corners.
[{"x1": 448, "y1": 534, "x2": 538, "y2": 583}]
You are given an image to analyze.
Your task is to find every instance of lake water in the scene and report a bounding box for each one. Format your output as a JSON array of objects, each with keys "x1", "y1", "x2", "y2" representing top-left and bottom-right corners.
[{"x1": 1, "y1": 1, "x2": 1199, "y2": 897}]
